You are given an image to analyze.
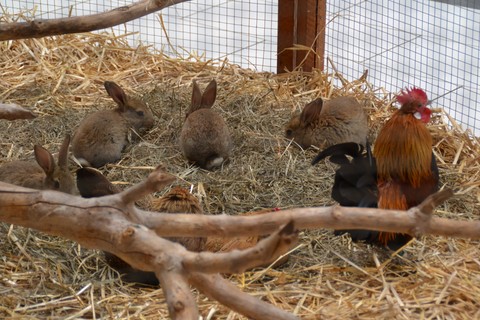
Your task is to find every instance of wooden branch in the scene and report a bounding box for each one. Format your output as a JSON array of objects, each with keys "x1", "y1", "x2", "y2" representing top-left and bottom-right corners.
[
  {"x1": 119, "y1": 166, "x2": 176, "y2": 206},
  {"x1": 0, "y1": 179, "x2": 476, "y2": 242},
  {"x1": 0, "y1": 167, "x2": 301, "y2": 319},
  {"x1": 189, "y1": 273, "x2": 299, "y2": 320},
  {"x1": 156, "y1": 268, "x2": 198, "y2": 320},
  {"x1": 136, "y1": 189, "x2": 478, "y2": 240},
  {"x1": 0, "y1": 0, "x2": 189, "y2": 41},
  {"x1": 182, "y1": 221, "x2": 298, "y2": 274},
  {"x1": 0, "y1": 167, "x2": 476, "y2": 319}
]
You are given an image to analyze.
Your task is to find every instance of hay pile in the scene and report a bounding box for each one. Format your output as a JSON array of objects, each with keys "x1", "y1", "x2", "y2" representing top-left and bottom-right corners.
[{"x1": 0, "y1": 28, "x2": 480, "y2": 319}]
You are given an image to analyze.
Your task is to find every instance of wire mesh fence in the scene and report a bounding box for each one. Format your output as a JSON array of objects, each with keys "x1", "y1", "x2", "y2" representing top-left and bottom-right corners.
[
  {"x1": 2, "y1": 0, "x2": 278, "y2": 72},
  {"x1": 325, "y1": 0, "x2": 480, "y2": 135},
  {"x1": 2, "y1": 0, "x2": 479, "y2": 134}
]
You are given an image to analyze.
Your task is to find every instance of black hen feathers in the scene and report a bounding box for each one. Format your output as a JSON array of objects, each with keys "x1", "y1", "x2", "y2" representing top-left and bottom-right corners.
[
  {"x1": 312, "y1": 142, "x2": 410, "y2": 251},
  {"x1": 76, "y1": 167, "x2": 159, "y2": 286}
]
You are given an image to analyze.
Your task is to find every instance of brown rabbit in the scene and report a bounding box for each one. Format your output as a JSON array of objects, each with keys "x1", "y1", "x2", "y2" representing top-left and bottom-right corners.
[
  {"x1": 72, "y1": 81, "x2": 154, "y2": 168},
  {"x1": 179, "y1": 80, "x2": 233, "y2": 170},
  {"x1": 0, "y1": 134, "x2": 77, "y2": 194},
  {"x1": 285, "y1": 96, "x2": 368, "y2": 149},
  {"x1": 76, "y1": 168, "x2": 205, "y2": 286}
]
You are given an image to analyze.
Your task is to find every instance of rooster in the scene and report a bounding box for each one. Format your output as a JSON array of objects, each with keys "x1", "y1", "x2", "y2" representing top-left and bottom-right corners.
[{"x1": 312, "y1": 87, "x2": 439, "y2": 251}]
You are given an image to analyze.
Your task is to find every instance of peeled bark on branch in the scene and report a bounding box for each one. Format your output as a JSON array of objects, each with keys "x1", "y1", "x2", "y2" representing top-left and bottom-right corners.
[
  {"x1": 189, "y1": 273, "x2": 299, "y2": 320},
  {"x1": 137, "y1": 189, "x2": 477, "y2": 241},
  {"x1": 0, "y1": 0, "x2": 189, "y2": 41},
  {"x1": 0, "y1": 166, "x2": 475, "y2": 319}
]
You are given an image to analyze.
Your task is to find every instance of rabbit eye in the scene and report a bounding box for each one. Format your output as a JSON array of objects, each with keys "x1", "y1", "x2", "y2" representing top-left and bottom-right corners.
[
  {"x1": 136, "y1": 110, "x2": 144, "y2": 116},
  {"x1": 54, "y1": 180, "x2": 60, "y2": 189},
  {"x1": 285, "y1": 129, "x2": 293, "y2": 138}
]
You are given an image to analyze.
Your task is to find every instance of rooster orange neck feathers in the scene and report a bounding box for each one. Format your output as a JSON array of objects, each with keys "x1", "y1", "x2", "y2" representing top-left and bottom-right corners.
[
  {"x1": 374, "y1": 87, "x2": 433, "y2": 187},
  {"x1": 374, "y1": 87, "x2": 435, "y2": 245}
]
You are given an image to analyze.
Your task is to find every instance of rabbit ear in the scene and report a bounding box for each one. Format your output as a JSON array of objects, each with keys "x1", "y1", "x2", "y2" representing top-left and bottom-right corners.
[
  {"x1": 104, "y1": 81, "x2": 128, "y2": 111},
  {"x1": 300, "y1": 98, "x2": 323, "y2": 125},
  {"x1": 34, "y1": 145, "x2": 55, "y2": 177},
  {"x1": 189, "y1": 80, "x2": 217, "y2": 115},
  {"x1": 57, "y1": 134, "x2": 71, "y2": 169},
  {"x1": 191, "y1": 80, "x2": 203, "y2": 109},
  {"x1": 201, "y1": 80, "x2": 217, "y2": 108}
]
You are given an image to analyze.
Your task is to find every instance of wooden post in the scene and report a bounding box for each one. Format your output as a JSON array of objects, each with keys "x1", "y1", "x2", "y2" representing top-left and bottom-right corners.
[{"x1": 277, "y1": 0, "x2": 326, "y2": 73}]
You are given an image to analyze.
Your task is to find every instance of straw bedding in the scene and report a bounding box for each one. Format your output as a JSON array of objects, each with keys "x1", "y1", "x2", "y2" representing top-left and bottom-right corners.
[{"x1": 0, "y1": 28, "x2": 479, "y2": 319}]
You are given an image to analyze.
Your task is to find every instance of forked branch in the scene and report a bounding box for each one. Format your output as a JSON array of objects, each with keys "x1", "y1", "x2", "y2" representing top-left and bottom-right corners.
[{"x1": 0, "y1": 167, "x2": 476, "y2": 320}]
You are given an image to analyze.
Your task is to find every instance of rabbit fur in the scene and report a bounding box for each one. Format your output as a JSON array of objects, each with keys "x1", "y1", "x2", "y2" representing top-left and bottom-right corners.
[
  {"x1": 285, "y1": 96, "x2": 368, "y2": 149},
  {"x1": 179, "y1": 80, "x2": 233, "y2": 170},
  {"x1": 0, "y1": 134, "x2": 77, "y2": 194},
  {"x1": 72, "y1": 81, "x2": 154, "y2": 168}
]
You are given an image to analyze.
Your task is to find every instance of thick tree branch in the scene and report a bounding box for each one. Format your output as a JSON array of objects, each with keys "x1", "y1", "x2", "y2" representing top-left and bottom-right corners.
[
  {"x1": 182, "y1": 221, "x2": 298, "y2": 274},
  {"x1": 189, "y1": 273, "x2": 300, "y2": 320},
  {"x1": 0, "y1": 0, "x2": 189, "y2": 41},
  {"x1": 0, "y1": 182, "x2": 475, "y2": 242},
  {"x1": 156, "y1": 265, "x2": 198, "y2": 319},
  {"x1": 136, "y1": 189, "x2": 477, "y2": 240},
  {"x1": 0, "y1": 167, "x2": 476, "y2": 319}
]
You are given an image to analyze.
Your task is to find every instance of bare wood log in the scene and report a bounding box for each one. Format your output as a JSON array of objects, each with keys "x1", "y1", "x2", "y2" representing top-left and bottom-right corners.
[
  {"x1": 0, "y1": 166, "x2": 476, "y2": 319},
  {"x1": 0, "y1": 182, "x2": 475, "y2": 243},
  {"x1": 0, "y1": 0, "x2": 189, "y2": 41},
  {"x1": 0, "y1": 167, "x2": 300, "y2": 319},
  {"x1": 137, "y1": 189, "x2": 479, "y2": 240},
  {"x1": 0, "y1": 184, "x2": 469, "y2": 243}
]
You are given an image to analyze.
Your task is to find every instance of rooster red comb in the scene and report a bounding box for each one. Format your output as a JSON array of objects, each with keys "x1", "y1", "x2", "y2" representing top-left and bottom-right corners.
[{"x1": 397, "y1": 87, "x2": 428, "y2": 105}]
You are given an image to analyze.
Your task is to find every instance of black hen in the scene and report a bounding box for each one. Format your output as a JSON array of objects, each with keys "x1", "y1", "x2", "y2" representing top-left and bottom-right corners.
[
  {"x1": 312, "y1": 142, "x2": 377, "y2": 207},
  {"x1": 312, "y1": 142, "x2": 411, "y2": 251},
  {"x1": 312, "y1": 141, "x2": 440, "y2": 251},
  {"x1": 76, "y1": 167, "x2": 159, "y2": 286}
]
